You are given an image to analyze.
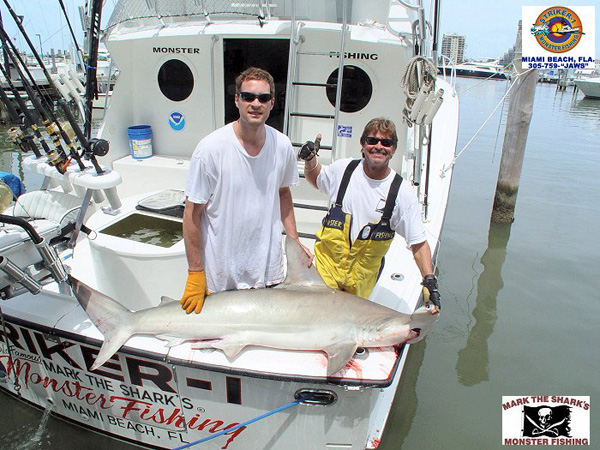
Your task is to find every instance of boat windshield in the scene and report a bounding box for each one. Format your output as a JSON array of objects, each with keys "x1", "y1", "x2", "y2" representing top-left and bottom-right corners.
[{"x1": 107, "y1": 0, "x2": 386, "y2": 29}]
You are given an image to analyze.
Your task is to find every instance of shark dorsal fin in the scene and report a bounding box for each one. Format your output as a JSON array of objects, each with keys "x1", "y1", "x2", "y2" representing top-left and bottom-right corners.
[{"x1": 281, "y1": 236, "x2": 329, "y2": 288}]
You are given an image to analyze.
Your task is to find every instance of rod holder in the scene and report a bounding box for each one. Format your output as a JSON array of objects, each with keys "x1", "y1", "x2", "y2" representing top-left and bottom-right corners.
[
  {"x1": 35, "y1": 238, "x2": 69, "y2": 284},
  {"x1": 0, "y1": 256, "x2": 42, "y2": 294}
]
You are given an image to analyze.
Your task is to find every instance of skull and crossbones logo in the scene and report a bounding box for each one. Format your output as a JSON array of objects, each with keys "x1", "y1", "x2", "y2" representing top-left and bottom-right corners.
[{"x1": 525, "y1": 407, "x2": 565, "y2": 437}]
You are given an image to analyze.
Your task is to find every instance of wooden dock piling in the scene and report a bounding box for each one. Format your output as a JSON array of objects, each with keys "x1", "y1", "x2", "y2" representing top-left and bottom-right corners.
[{"x1": 491, "y1": 22, "x2": 537, "y2": 224}]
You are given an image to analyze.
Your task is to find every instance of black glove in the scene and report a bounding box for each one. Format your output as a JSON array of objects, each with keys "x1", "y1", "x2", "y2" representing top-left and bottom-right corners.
[
  {"x1": 422, "y1": 274, "x2": 441, "y2": 310},
  {"x1": 298, "y1": 135, "x2": 321, "y2": 161}
]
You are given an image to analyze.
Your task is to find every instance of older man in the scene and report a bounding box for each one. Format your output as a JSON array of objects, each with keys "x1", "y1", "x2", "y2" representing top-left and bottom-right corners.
[{"x1": 301, "y1": 117, "x2": 440, "y2": 309}]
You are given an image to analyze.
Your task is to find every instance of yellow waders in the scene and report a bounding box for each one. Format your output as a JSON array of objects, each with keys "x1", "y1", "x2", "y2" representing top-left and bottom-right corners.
[{"x1": 315, "y1": 159, "x2": 403, "y2": 298}]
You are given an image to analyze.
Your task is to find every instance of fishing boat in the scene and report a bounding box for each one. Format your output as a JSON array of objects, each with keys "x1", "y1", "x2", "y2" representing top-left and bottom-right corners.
[
  {"x1": 0, "y1": 0, "x2": 459, "y2": 448},
  {"x1": 574, "y1": 77, "x2": 600, "y2": 98},
  {"x1": 440, "y1": 59, "x2": 508, "y2": 80}
]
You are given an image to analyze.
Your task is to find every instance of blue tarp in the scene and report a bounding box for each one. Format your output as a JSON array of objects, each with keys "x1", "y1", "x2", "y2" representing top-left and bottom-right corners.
[{"x1": 0, "y1": 172, "x2": 25, "y2": 198}]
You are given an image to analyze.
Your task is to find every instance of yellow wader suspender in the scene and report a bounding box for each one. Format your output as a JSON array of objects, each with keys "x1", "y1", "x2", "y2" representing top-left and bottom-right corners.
[{"x1": 315, "y1": 159, "x2": 403, "y2": 298}]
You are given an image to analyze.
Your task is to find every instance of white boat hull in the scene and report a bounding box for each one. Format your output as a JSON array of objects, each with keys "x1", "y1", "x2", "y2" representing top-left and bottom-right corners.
[
  {"x1": 0, "y1": 289, "x2": 408, "y2": 449},
  {"x1": 574, "y1": 78, "x2": 600, "y2": 98}
]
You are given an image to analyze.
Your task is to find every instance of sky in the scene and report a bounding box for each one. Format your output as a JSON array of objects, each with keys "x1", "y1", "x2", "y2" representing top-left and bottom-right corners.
[
  {"x1": 0, "y1": 0, "x2": 598, "y2": 60},
  {"x1": 438, "y1": 0, "x2": 599, "y2": 60}
]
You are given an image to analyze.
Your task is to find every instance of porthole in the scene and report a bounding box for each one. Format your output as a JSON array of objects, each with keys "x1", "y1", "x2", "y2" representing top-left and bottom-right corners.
[
  {"x1": 158, "y1": 59, "x2": 194, "y2": 102},
  {"x1": 326, "y1": 65, "x2": 372, "y2": 113}
]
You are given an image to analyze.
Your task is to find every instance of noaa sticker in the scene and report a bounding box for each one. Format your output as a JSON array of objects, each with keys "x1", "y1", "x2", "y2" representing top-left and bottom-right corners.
[
  {"x1": 530, "y1": 7, "x2": 584, "y2": 53},
  {"x1": 169, "y1": 112, "x2": 186, "y2": 131}
]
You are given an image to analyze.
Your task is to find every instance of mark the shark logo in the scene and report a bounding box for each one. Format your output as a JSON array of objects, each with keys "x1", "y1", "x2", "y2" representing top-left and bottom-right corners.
[
  {"x1": 502, "y1": 396, "x2": 590, "y2": 445},
  {"x1": 169, "y1": 112, "x2": 185, "y2": 131},
  {"x1": 530, "y1": 7, "x2": 585, "y2": 53},
  {"x1": 523, "y1": 405, "x2": 571, "y2": 438}
]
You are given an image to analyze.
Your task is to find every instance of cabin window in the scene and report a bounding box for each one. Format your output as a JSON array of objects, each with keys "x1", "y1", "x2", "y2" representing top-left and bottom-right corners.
[
  {"x1": 158, "y1": 59, "x2": 194, "y2": 102},
  {"x1": 326, "y1": 65, "x2": 372, "y2": 113}
]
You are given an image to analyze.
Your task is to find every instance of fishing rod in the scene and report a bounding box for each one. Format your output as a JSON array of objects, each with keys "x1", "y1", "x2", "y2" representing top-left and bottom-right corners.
[
  {"x1": 2, "y1": 0, "x2": 108, "y2": 174},
  {"x1": 0, "y1": 62, "x2": 69, "y2": 172},
  {"x1": 0, "y1": 24, "x2": 85, "y2": 163},
  {"x1": 57, "y1": 0, "x2": 85, "y2": 69},
  {"x1": 0, "y1": 25, "x2": 80, "y2": 125},
  {"x1": 0, "y1": 39, "x2": 87, "y2": 172},
  {"x1": 0, "y1": 85, "x2": 43, "y2": 158},
  {"x1": 82, "y1": 0, "x2": 104, "y2": 140},
  {"x1": 0, "y1": 42, "x2": 84, "y2": 171},
  {"x1": 3, "y1": 39, "x2": 104, "y2": 175}
]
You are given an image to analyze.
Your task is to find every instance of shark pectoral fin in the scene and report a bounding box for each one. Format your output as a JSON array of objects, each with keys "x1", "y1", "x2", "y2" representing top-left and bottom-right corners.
[
  {"x1": 212, "y1": 341, "x2": 246, "y2": 360},
  {"x1": 156, "y1": 335, "x2": 187, "y2": 347},
  {"x1": 324, "y1": 344, "x2": 358, "y2": 376},
  {"x1": 159, "y1": 296, "x2": 179, "y2": 306}
]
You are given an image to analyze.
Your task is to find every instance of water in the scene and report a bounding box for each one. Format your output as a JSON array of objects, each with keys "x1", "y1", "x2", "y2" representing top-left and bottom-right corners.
[
  {"x1": 0, "y1": 78, "x2": 598, "y2": 449},
  {"x1": 379, "y1": 79, "x2": 600, "y2": 449}
]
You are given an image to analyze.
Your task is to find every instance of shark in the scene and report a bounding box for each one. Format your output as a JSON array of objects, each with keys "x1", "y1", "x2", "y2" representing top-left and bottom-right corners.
[{"x1": 70, "y1": 237, "x2": 439, "y2": 376}]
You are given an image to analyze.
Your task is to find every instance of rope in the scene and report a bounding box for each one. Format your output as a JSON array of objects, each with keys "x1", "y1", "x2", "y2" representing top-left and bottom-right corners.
[
  {"x1": 401, "y1": 56, "x2": 438, "y2": 127},
  {"x1": 491, "y1": 77, "x2": 511, "y2": 163},
  {"x1": 170, "y1": 394, "x2": 311, "y2": 449},
  {"x1": 440, "y1": 68, "x2": 536, "y2": 176}
]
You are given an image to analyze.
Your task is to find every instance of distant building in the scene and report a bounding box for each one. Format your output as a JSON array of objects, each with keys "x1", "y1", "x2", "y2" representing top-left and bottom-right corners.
[{"x1": 441, "y1": 33, "x2": 465, "y2": 64}]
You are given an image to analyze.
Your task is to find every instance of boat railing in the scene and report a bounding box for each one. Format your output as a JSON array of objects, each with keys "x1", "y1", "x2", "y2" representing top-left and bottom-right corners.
[
  {"x1": 106, "y1": 0, "x2": 271, "y2": 29},
  {"x1": 438, "y1": 54, "x2": 456, "y2": 87},
  {"x1": 106, "y1": 0, "x2": 420, "y2": 30}
]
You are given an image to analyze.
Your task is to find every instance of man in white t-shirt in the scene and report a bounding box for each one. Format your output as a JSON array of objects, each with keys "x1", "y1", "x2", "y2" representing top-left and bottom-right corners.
[
  {"x1": 300, "y1": 117, "x2": 440, "y2": 310},
  {"x1": 181, "y1": 67, "x2": 312, "y2": 314}
]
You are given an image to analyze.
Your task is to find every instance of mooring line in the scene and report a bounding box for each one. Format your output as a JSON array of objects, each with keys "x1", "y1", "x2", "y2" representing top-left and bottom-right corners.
[
  {"x1": 440, "y1": 68, "x2": 536, "y2": 176},
  {"x1": 171, "y1": 394, "x2": 311, "y2": 449}
]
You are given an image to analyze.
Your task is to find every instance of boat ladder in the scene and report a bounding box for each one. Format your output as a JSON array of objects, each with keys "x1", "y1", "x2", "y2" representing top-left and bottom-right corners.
[{"x1": 283, "y1": 0, "x2": 350, "y2": 240}]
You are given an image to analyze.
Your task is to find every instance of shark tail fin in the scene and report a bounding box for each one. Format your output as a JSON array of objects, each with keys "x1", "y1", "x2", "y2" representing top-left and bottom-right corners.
[{"x1": 69, "y1": 275, "x2": 135, "y2": 370}]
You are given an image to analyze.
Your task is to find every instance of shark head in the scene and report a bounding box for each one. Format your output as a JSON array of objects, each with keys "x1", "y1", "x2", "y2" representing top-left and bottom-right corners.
[{"x1": 369, "y1": 304, "x2": 439, "y2": 347}]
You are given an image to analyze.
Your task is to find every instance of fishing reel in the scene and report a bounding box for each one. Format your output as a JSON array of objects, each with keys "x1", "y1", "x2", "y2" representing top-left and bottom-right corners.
[
  {"x1": 45, "y1": 149, "x2": 70, "y2": 174},
  {"x1": 7, "y1": 127, "x2": 29, "y2": 153},
  {"x1": 87, "y1": 138, "x2": 110, "y2": 157}
]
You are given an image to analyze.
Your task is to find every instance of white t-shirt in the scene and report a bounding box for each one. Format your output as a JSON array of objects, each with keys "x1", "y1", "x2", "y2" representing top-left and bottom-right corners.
[
  {"x1": 185, "y1": 123, "x2": 299, "y2": 292},
  {"x1": 316, "y1": 158, "x2": 426, "y2": 246}
]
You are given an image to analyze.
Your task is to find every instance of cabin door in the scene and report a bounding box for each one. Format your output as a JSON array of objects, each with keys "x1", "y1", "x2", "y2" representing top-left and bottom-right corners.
[{"x1": 223, "y1": 39, "x2": 289, "y2": 132}]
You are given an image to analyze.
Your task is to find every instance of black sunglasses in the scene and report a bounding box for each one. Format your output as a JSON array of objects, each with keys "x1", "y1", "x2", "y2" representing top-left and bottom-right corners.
[
  {"x1": 238, "y1": 92, "x2": 273, "y2": 103},
  {"x1": 364, "y1": 136, "x2": 397, "y2": 147}
]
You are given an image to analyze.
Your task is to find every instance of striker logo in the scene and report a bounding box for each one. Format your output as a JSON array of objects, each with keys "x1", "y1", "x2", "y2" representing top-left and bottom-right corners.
[{"x1": 530, "y1": 7, "x2": 585, "y2": 53}]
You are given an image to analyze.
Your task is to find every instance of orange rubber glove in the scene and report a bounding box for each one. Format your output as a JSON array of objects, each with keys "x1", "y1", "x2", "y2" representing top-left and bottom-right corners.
[{"x1": 180, "y1": 270, "x2": 210, "y2": 314}]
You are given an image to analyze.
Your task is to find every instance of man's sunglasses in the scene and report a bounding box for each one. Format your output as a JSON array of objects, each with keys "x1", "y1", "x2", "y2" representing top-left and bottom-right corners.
[
  {"x1": 364, "y1": 136, "x2": 397, "y2": 147},
  {"x1": 238, "y1": 92, "x2": 273, "y2": 103}
]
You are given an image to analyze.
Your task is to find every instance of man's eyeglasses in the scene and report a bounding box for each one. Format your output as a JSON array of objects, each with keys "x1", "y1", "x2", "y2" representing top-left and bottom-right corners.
[
  {"x1": 238, "y1": 92, "x2": 273, "y2": 103},
  {"x1": 364, "y1": 136, "x2": 397, "y2": 147}
]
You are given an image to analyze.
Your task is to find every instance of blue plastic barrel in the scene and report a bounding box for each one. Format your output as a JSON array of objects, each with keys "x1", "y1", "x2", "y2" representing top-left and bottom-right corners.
[{"x1": 127, "y1": 125, "x2": 153, "y2": 159}]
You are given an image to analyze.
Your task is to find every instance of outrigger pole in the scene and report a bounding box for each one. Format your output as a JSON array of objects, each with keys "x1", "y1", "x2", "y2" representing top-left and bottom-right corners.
[{"x1": 1, "y1": 0, "x2": 108, "y2": 175}]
